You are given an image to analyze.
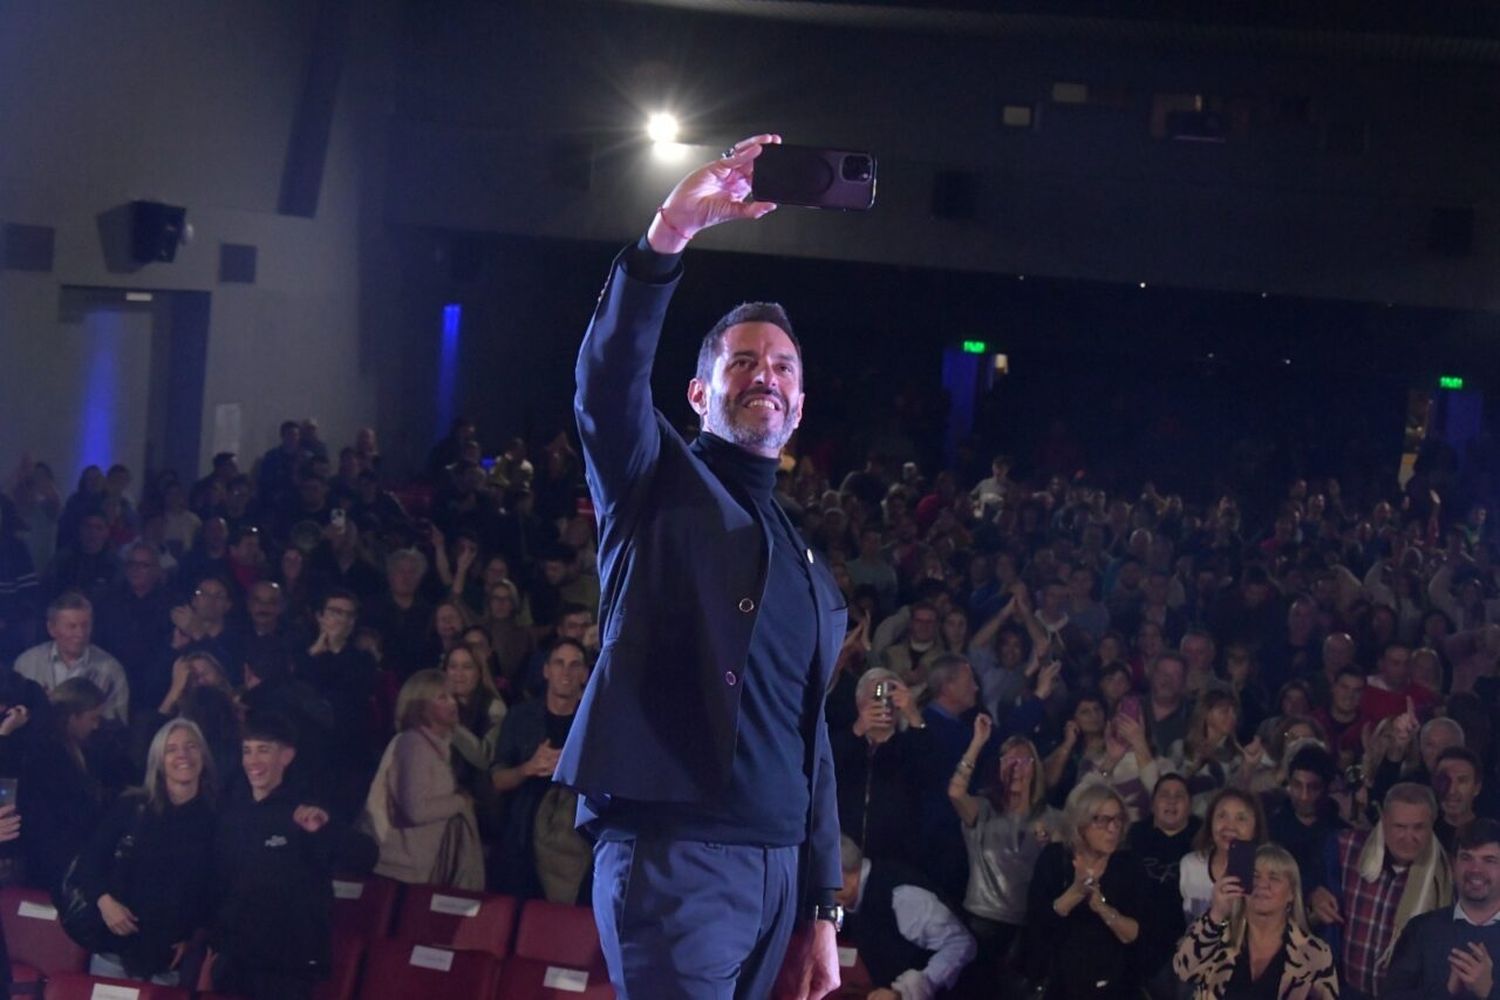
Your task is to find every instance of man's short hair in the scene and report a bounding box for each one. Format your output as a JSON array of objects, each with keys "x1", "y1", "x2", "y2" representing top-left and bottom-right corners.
[
  {"x1": 1436, "y1": 746, "x2": 1483, "y2": 776},
  {"x1": 279, "y1": 419, "x2": 300, "y2": 436},
  {"x1": 557, "y1": 603, "x2": 593, "y2": 623},
  {"x1": 1420, "y1": 716, "x2": 1466, "y2": 747},
  {"x1": 925, "y1": 653, "x2": 970, "y2": 698},
  {"x1": 1149, "y1": 650, "x2": 1187, "y2": 676},
  {"x1": 696, "y1": 302, "x2": 802, "y2": 385},
  {"x1": 319, "y1": 588, "x2": 360, "y2": 615},
  {"x1": 1384, "y1": 781, "x2": 1437, "y2": 817},
  {"x1": 1456, "y1": 818, "x2": 1500, "y2": 853},
  {"x1": 51, "y1": 676, "x2": 105, "y2": 717},
  {"x1": 242, "y1": 710, "x2": 298, "y2": 748},
  {"x1": 546, "y1": 637, "x2": 588, "y2": 663},
  {"x1": 1286, "y1": 744, "x2": 1336, "y2": 787},
  {"x1": 46, "y1": 590, "x2": 92, "y2": 622}
]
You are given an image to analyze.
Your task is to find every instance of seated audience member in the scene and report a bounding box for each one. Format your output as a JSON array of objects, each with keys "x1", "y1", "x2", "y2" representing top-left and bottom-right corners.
[
  {"x1": 242, "y1": 579, "x2": 291, "y2": 667},
  {"x1": 23, "y1": 677, "x2": 108, "y2": 890},
  {"x1": 47, "y1": 510, "x2": 118, "y2": 601},
  {"x1": 832, "y1": 668, "x2": 926, "y2": 866},
  {"x1": 491, "y1": 638, "x2": 590, "y2": 902},
  {"x1": 129, "y1": 652, "x2": 236, "y2": 775},
  {"x1": 835, "y1": 835, "x2": 978, "y2": 1000},
  {"x1": 154, "y1": 574, "x2": 243, "y2": 708},
  {"x1": 365, "y1": 547, "x2": 438, "y2": 681},
  {"x1": 481, "y1": 580, "x2": 534, "y2": 687},
  {"x1": 1132, "y1": 774, "x2": 1203, "y2": 1000},
  {"x1": 444, "y1": 643, "x2": 506, "y2": 764},
  {"x1": 1267, "y1": 745, "x2": 1346, "y2": 895},
  {"x1": 431, "y1": 597, "x2": 472, "y2": 656},
  {"x1": 880, "y1": 600, "x2": 944, "y2": 691},
  {"x1": 1384, "y1": 817, "x2": 1500, "y2": 998},
  {"x1": 1173, "y1": 844, "x2": 1338, "y2": 999},
  {"x1": 365, "y1": 669, "x2": 482, "y2": 889},
  {"x1": 1312, "y1": 665, "x2": 1367, "y2": 761},
  {"x1": 1433, "y1": 747, "x2": 1491, "y2": 855},
  {"x1": 948, "y1": 716, "x2": 1059, "y2": 991},
  {"x1": 71, "y1": 719, "x2": 216, "y2": 983},
  {"x1": 208, "y1": 713, "x2": 375, "y2": 1000},
  {"x1": 175, "y1": 518, "x2": 230, "y2": 602},
  {"x1": 1310, "y1": 782, "x2": 1453, "y2": 999},
  {"x1": 1024, "y1": 783, "x2": 1147, "y2": 999},
  {"x1": 1181, "y1": 788, "x2": 1269, "y2": 922},
  {"x1": 13, "y1": 590, "x2": 130, "y2": 722},
  {"x1": 1220, "y1": 643, "x2": 1270, "y2": 743}
]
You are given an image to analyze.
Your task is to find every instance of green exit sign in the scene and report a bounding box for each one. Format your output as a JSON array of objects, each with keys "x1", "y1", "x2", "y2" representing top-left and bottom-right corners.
[
  {"x1": 961, "y1": 341, "x2": 988, "y2": 354},
  {"x1": 1439, "y1": 375, "x2": 1465, "y2": 390}
]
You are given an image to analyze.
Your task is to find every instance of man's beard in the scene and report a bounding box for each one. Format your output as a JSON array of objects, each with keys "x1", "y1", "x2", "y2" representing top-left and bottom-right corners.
[{"x1": 705, "y1": 388, "x2": 796, "y2": 452}]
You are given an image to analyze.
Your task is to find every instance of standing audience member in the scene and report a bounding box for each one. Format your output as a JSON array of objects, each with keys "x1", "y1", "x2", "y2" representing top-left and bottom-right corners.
[
  {"x1": 1024, "y1": 783, "x2": 1147, "y2": 999},
  {"x1": 23, "y1": 677, "x2": 108, "y2": 891},
  {"x1": 1133, "y1": 774, "x2": 1204, "y2": 999},
  {"x1": 1180, "y1": 788, "x2": 1269, "y2": 922},
  {"x1": 365, "y1": 669, "x2": 483, "y2": 889},
  {"x1": 1384, "y1": 817, "x2": 1500, "y2": 999},
  {"x1": 948, "y1": 717, "x2": 1059, "y2": 995},
  {"x1": 832, "y1": 669, "x2": 926, "y2": 865},
  {"x1": 1267, "y1": 745, "x2": 1346, "y2": 896},
  {"x1": 1310, "y1": 782, "x2": 1453, "y2": 999},
  {"x1": 1172, "y1": 844, "x2": 1338, "y2": 999},
  {"x1": 70, "y1": 719, "x2": 216, "y2": 984}
]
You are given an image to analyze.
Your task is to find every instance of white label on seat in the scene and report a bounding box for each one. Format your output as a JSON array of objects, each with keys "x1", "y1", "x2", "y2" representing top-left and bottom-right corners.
[
  {"x1": 90, "y1": 986, "x2": 140, "y2": 1000},
  {"x1": 429, "y1": 893, "x2": 481, "y2": 917},
  {"x1": 16, "y1": 901, "x2": 57, "y2": 921},
  {"x1": 409, "y1": 945, "x2": 455, "y2": 972},
  {"x1": 331, "y1": 880, "x2": 364, "y2": 900},
  {"x1": 837, "y1": 946, "x2": 857, "y2": 968},
  {"x1": 543, "y1": 967, "x2": 589, "y2": 993}
]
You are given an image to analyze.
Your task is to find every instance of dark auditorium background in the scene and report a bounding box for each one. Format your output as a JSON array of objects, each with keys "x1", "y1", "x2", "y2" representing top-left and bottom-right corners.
[{"x1": 3, "y1": 2, "x2": 1498, "y2": 511}]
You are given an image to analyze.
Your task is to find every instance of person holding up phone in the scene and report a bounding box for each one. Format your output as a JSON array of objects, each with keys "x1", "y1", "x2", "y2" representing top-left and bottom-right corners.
[
  {"x1": 555, "y1": 136, "x2": 847, "y2": 1000},
  {"x1": 1172, "y1": 844, "x2": 1337, "y2": 999},
  {"x1": 1179, "y1": 788, "x2": 1269, "y2": 923}
]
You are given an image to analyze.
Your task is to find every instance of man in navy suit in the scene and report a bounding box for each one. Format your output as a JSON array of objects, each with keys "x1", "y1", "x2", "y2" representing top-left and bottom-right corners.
[{"x1": 555, "y1": 134, "x2": 845, "y2": 999}]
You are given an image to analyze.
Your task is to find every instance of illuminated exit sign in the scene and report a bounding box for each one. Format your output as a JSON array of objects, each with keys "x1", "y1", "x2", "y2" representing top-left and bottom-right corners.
[
  {"x1": 1439, "y1": 375, "x2": 1465, "y2": 390},
  {"x1": 961, "y1": 341, "x2": 988, "y2": 354}
]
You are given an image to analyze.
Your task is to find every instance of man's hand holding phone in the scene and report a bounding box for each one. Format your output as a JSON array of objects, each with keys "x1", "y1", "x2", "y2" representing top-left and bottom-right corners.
[{"x1": 649, "y1": 135, "x2": 783, "y2": 255}]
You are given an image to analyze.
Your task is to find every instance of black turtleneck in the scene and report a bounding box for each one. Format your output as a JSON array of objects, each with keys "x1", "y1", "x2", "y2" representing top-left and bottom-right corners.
[{"x1": 600, "y1": 431, "x2": 820, "y2": 846}]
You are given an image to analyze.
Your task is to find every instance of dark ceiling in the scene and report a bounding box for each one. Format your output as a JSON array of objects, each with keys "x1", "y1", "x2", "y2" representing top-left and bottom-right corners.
[{"x1": 607, "y1": 0, "x2": 1500, "y2": 62}]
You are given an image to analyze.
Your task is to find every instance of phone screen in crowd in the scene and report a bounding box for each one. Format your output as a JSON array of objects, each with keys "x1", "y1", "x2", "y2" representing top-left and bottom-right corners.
[
  {"x1": 0, "y1": 778, "x2": 19, "y2": 811},
  {"x1": 1226, "y1": 838, "x2": 1255, "y2": 887}
]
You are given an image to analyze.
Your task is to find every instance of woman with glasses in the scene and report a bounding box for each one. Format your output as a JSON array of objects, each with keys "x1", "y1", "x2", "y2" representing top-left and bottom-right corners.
[
  {"x1": 1023, "y1": 783, "x2": 1147, "y2": 999},
  {"x1": 1173, "y1": 843, "x2": 1337, "y2": 999}
]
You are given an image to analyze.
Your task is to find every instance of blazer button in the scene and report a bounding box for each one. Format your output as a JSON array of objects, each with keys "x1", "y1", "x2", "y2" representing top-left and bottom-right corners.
[
  {"x1": 724, "y1": 671, "x2": 738, "y2": 686},
  {"x1": 738, "y1": 597, "x2": 755, "y2": 613}
]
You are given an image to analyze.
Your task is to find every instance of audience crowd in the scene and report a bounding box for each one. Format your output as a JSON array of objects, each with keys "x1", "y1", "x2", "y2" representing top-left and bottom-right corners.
[{"x1": 0, "y1": 414, "x2": 1499, "y2": 1000}]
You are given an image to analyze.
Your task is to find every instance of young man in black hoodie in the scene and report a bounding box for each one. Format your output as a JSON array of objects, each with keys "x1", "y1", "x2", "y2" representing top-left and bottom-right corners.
[{"x1": 207, "y1": 712, "x2": 374, "y2": 1000}]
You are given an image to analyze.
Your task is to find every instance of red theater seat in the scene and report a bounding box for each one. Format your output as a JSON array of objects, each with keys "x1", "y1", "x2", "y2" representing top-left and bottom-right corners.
[
  {"x1": 42, "y1": 972, "x2": 189, "y2": 1000},
  {"x1": 330, "y1": 875, "x2": 402, "y2": 939},
  {"x1": 315, "y1": 927, "x2": 366, "y2": 1000},
  {"x1": 354, "y1": 940, "x2": 500, "y2": 1000},
  {"x1": 493, "y1": 902, "x2": 612, "y2": 1000},
  {"x1": 0, "y1": 887, "x2": 88, "y2": 990},
  {"x1": 392, "y1": 887, "x2": 517, "y2": 961}
]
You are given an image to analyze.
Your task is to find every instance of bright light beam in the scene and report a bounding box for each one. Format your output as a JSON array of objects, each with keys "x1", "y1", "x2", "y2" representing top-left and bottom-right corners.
[{"x1": 646, "y1": 112, "x2": 680, "y2": 144}]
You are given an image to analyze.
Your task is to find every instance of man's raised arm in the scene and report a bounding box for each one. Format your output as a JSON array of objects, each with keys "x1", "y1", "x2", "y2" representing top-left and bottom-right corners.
[{"x1": 573, "y1": 135, "x2": 781, "y2": 510}]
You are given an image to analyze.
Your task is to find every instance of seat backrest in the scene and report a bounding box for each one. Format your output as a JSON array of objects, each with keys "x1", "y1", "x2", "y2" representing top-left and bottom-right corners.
[
  {"x1": 330, "y1": 874, "x2": 402, "y2": 938},
  {"x1": 42, "y1": 972, "x2": 191, "y2": 1000},
  {"x1": 354, "y1": 940, "x2": 500, "y2": 1000},
  {"x1": 512, "y1": 901, "x2": 604, "y2": 971},
  {"x1": 0, "y1": 887, "x2": 88, "y2": 976},
  {"x1": 312, "y1": 926, "x2": 367, "y2": 1000},
  {"x1": 392, "y1": 886, "x2": 518, "y2": 961}
]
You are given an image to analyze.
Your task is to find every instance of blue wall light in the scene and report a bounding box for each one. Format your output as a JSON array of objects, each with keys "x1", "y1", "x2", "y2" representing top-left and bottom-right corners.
[{"x1": 437, "y1": 304, "x2": 462, "y2": 433}]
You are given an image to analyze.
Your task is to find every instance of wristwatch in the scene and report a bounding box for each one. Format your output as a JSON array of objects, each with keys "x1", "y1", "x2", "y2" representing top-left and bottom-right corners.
[{"x1": 811, "y1": 903, "x2": 845, "y2": 932}]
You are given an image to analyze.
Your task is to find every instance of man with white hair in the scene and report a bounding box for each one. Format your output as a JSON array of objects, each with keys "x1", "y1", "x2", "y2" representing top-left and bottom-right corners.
[
  {"x1": 832, "y1": 669, "x2": 927, "y2": 865},
  {"x1": 13, "y1": 590, "x2": 129, "y2": 721}
]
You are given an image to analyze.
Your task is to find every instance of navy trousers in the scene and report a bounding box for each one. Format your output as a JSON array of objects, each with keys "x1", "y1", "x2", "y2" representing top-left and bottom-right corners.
[{"x1": 594, "y1": 838, "x2": 799, "y2": 999}]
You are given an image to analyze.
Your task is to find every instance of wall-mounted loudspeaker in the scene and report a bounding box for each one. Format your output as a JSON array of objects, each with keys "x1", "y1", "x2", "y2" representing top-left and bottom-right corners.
[{"x1": 130, "y1": 201, "x2": 187, "y2": 263}]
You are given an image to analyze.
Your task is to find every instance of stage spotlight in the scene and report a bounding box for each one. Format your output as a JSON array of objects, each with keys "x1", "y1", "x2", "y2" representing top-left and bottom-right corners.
[{"x1": 646, "y1": 112, "x2": 679, "y2": 144}]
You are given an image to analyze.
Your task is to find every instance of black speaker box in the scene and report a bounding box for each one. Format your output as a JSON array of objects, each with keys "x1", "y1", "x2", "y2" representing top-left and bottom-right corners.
[{"x1": 130, "y1": 201, "x2": 186, "y2": 263}]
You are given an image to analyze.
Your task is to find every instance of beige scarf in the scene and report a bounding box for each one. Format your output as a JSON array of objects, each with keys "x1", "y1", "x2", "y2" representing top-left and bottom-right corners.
[{"x1": 1355, "y1": 819, "x2": 1453, "y2": 970}]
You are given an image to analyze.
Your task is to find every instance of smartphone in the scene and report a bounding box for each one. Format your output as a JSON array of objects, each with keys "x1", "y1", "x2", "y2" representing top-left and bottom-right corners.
[
  {"x1": 751, "y1": 144, "x2": 877, "y2": 211},
  {"x1": 873, "y1": 681, "x2": 892, "y2": 713},
  {"x1": 0, "y1": 778, "x2": 19, "y2": 811},
  {"x1": 1118, "y1": 695, "x2": 1144, "y2": 725},
  {"x1": 1226, "y1": 838, "x2": 1255, "y2": 888}
]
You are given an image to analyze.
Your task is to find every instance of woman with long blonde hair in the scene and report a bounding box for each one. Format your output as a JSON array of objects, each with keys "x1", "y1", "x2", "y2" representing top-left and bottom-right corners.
[{"x1": 1173, "y1": 844, "x2": 1337, "y2": 998}]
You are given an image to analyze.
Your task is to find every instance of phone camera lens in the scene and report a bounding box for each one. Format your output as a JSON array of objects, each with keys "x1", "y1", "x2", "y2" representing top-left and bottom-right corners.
[{"x1": 841, "y1": 155, "x2": 872, "y2": 182}]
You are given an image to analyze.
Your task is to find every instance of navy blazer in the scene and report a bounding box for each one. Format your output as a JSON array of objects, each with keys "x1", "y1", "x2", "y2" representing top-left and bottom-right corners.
[{"x1": 555, "y1": 246, "x2": 847, "y2": 902}]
